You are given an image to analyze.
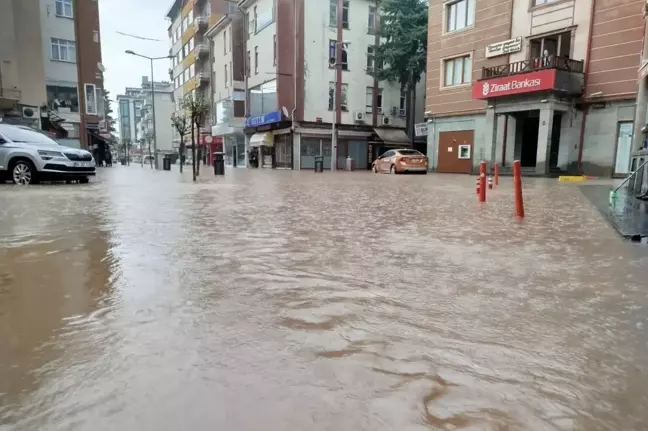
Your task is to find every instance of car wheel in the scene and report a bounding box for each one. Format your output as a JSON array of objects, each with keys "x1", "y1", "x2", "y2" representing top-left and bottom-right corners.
[
  {"x1": 79, "y1": 177, "x2": 90, "y2": 184},
  {"x1": 11, "y1": 160, "x2": 37, "y2": 185},
  {"x1": 390, "y1": 164, "x2": 397, "y2": 175}
]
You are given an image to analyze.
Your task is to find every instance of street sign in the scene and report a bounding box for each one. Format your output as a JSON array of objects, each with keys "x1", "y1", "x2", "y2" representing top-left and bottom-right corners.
[{"x1": 414, "y1": 122, "x2": 428, "y2": 137}]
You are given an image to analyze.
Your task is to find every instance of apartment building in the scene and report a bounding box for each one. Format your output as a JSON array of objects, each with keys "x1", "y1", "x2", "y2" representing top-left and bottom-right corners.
[
  {"x1": 206, "y1": 13, "x2": 246, "y2": 166},
  {"x1": 135, "y1": 81, "x2": 175, "y2": 154},
  {"x1": 167, "y1": 0, "x2": 235, "y2": 150},
  {"x1": 117, "y1": 88, "x2": 144, "y2": 148},
  {"x1": 0, "y1": 0, "x2": 47, "y2": 129},
  {"x1": 426, "y1": 0, "x2": 644, "y2": 177},
  {"x1": 230, "y1": 0, "x2": 426, "y2": 170}
]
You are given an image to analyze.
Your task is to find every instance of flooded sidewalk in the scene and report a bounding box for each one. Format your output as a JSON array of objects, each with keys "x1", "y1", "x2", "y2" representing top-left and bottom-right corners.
[{"x1": 1, "y1": 166, "x2": 647, "y2": 430}]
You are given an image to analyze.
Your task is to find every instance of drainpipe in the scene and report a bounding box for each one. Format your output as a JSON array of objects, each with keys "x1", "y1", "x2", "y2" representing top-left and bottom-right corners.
[
  {"x1": 291, "y1": 0, "x2": 298, "y2": 128},
  {"x1": 577, "y1": 0, "x2": 597, "y2": 173},
  {"x1": 238, "y1": 4, "x2": 250, "y2": 167}
]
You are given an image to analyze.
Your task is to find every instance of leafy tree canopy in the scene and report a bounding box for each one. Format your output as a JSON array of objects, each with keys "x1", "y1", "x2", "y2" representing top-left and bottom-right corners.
[{"x1": 373, "y1": 0, "x2": 428, "y2": 90}]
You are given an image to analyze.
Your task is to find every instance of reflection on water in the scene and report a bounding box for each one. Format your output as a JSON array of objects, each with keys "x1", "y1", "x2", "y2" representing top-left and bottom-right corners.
[{"x1": 1, "y1": 168, "x2": 647, "y2": 430}]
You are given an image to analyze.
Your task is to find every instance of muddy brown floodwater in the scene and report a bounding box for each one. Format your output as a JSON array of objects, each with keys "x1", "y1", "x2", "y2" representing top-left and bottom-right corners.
[{"x1": 1, "y1": 167, "x2": 648, "y2": 430}]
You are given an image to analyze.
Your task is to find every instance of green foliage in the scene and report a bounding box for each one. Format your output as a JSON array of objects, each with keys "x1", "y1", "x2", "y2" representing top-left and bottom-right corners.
[
  {"x1": 373, "y1": 0, "x2": 428, "y2": 89},
  {"x1": 103, "y1": 90, "x2": 117, "y2": 133},
  {"x1": 171, "y1": 113, "x2": 189, "y2": 136}
]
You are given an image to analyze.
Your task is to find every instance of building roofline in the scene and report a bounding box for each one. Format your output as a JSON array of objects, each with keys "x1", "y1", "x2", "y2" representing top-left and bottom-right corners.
[
  {"x1": 166, "y1": 0, "x2": 183, "y2": 19},
  {"x1": 205, "y1": 15, "x2": 231, "y2": 38}
]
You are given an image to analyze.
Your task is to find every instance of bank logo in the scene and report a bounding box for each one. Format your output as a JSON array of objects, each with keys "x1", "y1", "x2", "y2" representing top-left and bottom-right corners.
[{"x1": 482, "y1": 82, "x2": 490, "y2": 96}]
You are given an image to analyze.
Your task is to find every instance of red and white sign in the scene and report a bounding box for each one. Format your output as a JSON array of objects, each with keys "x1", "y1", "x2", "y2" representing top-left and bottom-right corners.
[{"x1": 472, "y1": 69, "x2": 556, "y2": 100}]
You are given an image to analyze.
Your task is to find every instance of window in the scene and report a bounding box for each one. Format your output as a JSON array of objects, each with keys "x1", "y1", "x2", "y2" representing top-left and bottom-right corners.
[
  {"x1": 249, "y1": 80, "x2": 277, "y2": 116},
  {"x1": 443, "y1": 55, "x2": 472, "y2": 86},
  {"x1": 247, "y1": 50, "x2": 251, "y2": 77},
  {"x1": 273, "y1": 35, "x2": 277, "y2": 65},
  {"x1": 368, "y1": 5, "x2": 377, "y2": 33},
  {"x1": 329, "y1": 40, "x2": 348, "y2": 70},
  {"x1": 364, "y1": 87, "x2": 383, "y2": 113},
  {"x1": 458, "y1": 145, "x2": 471, "y2": 159},
  {"x1": 254, "y1": 46, "x2": 259, "y2": 74},
  {"x1": 529, "y1": 31, "x2": 572, "y2": 59},
  {"x1": 229, "y1": 61, "x2": 232, "y2": 85},
  {"x1": 328, "y1": 82, "x2": 348, "y2": 111},
  {"x1": 224, "y1": 65, "x2": 228, "y2": 87},
  {"x1": 399, "y1": 91, "x2": 406, "y2": 117},
  {"x1": 247, "y1": 12, "x2": 253, "y2": 38},
  {"x1": 330, "y1": 0, "x2": 349, "y2": 29},
  {"x1": 253, "y1": 6, "x2": 258, "y2": 32},
  {"x1": 224, "y1": 31, "x2": 227, "y2": 54},
  {"x1": 55, "y1": 0, "x2": 73, "y2": 18},
  {"x1": 188, "y1": 37, "x2": 194, "y2": 52},
  {"x1": 446, "y1": 0, "x2": 475, "y2": 32},
  {"x1": 256, "y1": 7, "x2": 274, "y2": 32},
  {"x1": 366, "y1": 46, "x2": 375, "y2": 72},
  {"x1": 46, "y1": 85, "x2": 79, "y2": 112},
  {"x1": 51, "y1": 38, "x2": 76, "y2": 62},
  {"x1": 189, "y1": 64, "x2": 195, "y2": 78},
  {"x1": 84, "y1": 84, "x2": 97, "y2": 115}
]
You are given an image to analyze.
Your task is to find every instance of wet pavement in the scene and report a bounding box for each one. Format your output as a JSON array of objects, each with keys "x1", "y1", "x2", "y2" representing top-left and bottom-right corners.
[{"x1": 1, "y1": 166, "x2": 648, "y2": 430}]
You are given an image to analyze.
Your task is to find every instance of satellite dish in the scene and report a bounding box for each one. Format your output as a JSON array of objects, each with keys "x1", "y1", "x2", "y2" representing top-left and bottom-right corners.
[
  {"x1": 97, "y1": 62, "x2": 106, "y2": 73},
  {"x1": 282, "y1": 106, "x2": 290, "y2": 119}
]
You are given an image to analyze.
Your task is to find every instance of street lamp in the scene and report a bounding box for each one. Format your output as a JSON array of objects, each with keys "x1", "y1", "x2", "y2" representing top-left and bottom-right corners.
[
  {"x1": 331, "y1": 41, "x2": 351, "y2": 171},
  {"x1": 125, "y1": 50, "x2": 173, "y2": 169}
]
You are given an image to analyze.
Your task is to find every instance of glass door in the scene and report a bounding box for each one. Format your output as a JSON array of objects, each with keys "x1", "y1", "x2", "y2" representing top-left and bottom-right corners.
[{"x1": 614, "y1": 122, "x2": 633, "y2": 176}]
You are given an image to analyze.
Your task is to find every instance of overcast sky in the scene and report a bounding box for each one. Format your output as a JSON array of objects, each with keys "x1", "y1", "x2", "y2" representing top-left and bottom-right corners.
[{"x1": 99, "y1": 0, "x2": 172, "y2": 102}]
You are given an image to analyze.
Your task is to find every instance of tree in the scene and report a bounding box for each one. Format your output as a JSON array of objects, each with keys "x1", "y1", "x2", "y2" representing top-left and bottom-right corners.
[
  {"x1": 171, "y1": 113, "x2": 189, "y2": 174},
  {"x1": 372, "y1": 0, "x2": 428, "y2": 144},
  {"x1": 182, "y1": 92, "x2": 210, "y2": 181},
  {"x1": 103, "y1": 91, "x2": 117, "y2": 134}
]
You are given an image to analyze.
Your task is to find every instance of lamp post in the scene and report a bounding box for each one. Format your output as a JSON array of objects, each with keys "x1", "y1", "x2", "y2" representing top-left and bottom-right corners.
[{"x1": 125, "y1": 50, "x2": 172, "y2": 170}]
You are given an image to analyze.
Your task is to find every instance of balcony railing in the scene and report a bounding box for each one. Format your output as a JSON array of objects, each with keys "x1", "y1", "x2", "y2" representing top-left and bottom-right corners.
[
  {"x1": 194, "y1": 16, "x2": 208, "y2": 30},
  {"x1": 481, "y1": 56, "x2": 584, "y2": 80},
  {"x1": 196, "y1": 44, "x2": 209, "y2": 56}
]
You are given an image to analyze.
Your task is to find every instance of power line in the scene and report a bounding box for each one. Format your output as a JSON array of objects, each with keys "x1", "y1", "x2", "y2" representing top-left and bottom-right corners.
[{"x1": 116, "y1": 31, "x2": 163, "y2": 42}]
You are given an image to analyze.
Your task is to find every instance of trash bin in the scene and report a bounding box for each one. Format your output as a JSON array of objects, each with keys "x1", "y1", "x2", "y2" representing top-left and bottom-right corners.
[
  {"x1": 120, "y1": 158, "x2": 127, "y2": 166},
  {"x1": 345, "y1": 156, "x2": 354, "y2": 171},
  {"x1": 162, "y1": 155, "x2": 172, "y2": 171},
  {"x1": 314, "y1": 155, "x2": 324, "y2": 173},
  {"x1": 213, "y1": 152, "x2": 225, "y2": 175}
]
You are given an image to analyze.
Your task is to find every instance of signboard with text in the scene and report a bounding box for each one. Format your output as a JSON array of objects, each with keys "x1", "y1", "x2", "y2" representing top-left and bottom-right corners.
[
  {"x1": 245, "y1": 110, "x2": 282, "y2": 128},
  {"x1": 485, "y1": 37, "x2": 522, "y2": 58},
  {"x1": 472, "y1": 69, "x2": 556, "y2": 100}
]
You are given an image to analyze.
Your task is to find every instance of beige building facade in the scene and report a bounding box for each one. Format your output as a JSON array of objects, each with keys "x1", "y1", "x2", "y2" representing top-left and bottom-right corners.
[
  {"x1": 426, "y1": 0, "x2": 644, "y2": 177},
  {"x1": 0, "y1": 0, "x2": 47, "y2": 128}
]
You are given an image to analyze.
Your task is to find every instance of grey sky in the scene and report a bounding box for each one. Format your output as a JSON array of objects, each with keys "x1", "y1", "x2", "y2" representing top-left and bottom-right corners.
[{"x1": 99, "y1": 0, "x2": 173, "y2": 102}]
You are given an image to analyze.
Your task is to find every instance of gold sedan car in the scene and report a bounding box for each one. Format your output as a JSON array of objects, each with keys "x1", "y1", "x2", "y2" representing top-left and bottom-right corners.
[{"x1": 372, "y1": 149, "x2": 429, "y2": 174}]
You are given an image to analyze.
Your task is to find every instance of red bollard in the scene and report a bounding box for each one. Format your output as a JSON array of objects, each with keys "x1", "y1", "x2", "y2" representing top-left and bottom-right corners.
[
  {"x1": 488, "y1": 175, "x2": 493, "y2": 189},
  {"x1": 479, "y1": 161, "x2": 486, "y2": 202},
  {"x1": 513, "y1": 160, "x2": 524, "y2": 218},
  {"x1": 494, "y1": 163, "x2": 499, "y2": 187},
  {"x1": 475, "y1": 177, "x2": 480, "y2": 194}
]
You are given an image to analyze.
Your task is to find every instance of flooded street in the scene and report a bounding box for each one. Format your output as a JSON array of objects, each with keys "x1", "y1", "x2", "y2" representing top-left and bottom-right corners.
[{"x1": 1, "y1": 166, "x2": 648, "y2": 430}]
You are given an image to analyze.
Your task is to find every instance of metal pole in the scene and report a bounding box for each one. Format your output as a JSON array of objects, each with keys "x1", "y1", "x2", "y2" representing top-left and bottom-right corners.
[
  {"x1": 150, "y1": 58, "x2": 158, "y2": 169},
  {"x1": 331, "y1": 63, "x2": 337, "y2": 171},
  {"x1": 513, "y1": 160, "x2": 525, "y2": 218}
]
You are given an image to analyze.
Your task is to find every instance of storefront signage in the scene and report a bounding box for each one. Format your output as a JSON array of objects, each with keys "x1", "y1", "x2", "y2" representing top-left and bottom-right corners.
[
  {"x1": 414, "y1": 122, "x2": 428, "y2": 136},
  {"x1": 472, "y1": 69, "x2": 556, "y2": 100},
  {"x1": 485, "y1": 37, "x2": 522, "y2": 58},
  {"x1": 245, "y1": 110, "x2": 282, "y2": 128}
]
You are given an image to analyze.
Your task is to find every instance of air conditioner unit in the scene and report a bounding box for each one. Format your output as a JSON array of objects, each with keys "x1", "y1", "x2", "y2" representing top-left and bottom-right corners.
[
  {"x1": 354, "y1": 111, "x2": 365, "y2": 122},
  {"x1": 382, "y1": 116, "x2": 391, "y2": 125},
  {"x1": 21, "y1": 106, "x2": 38, "y2": 119},
  {"x1": 399, "y1": 109, "x2": 406, "y2": 117},
  {"x1": 376, "y1": 107, "x2": 383, "y2": 115}
]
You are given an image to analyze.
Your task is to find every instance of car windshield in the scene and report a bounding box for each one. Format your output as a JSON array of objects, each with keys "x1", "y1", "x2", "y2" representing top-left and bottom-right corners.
[
  {"x1": 0, "y1": 126, "x2": 60, "y2": 145},
  {"x1": 398, "y1": 150, "x2": 423, "y2": 156}
]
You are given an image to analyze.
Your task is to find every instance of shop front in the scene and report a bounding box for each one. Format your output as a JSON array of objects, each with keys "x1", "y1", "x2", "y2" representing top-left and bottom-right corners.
[
  {"x1": 212, "y1": 119, "x2": 244, "y2": 167},
  {"x1": 244, "y1": 110, "x2": 292, "y2": 169}
]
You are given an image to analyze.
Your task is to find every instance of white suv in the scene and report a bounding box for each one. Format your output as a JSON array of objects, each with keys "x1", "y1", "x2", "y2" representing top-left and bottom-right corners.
[{"x1": 0, "y1": 124, "x2": 96, "y2": 185}]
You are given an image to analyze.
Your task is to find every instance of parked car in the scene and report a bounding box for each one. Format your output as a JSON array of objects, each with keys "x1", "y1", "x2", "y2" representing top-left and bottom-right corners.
[
  {"x1": 372, "y1": 149, "x2": 428, "y2": 174},
  {"x1": 0, "y1": 124, "x2": 95, "y2": 185}
]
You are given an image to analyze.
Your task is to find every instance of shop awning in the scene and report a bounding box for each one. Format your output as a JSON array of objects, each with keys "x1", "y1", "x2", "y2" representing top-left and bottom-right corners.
[
  {"x1": 250, "y1": 132, "x2": 274, "y2": 147},
  {"x1": 373, "y1": 127, "x2": 410, "y2": 145}
]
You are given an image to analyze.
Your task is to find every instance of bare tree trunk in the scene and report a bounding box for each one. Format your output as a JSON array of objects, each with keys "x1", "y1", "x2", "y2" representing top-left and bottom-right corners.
[
  {"x1": 197, "y1": 145, "x2": 201, "y2": 176},
  {"x1": 191, "y1": 121, "x2": 197, "y2": 182},
  {"x1": 148, "y1": 141, "x2": 153, "y2": 169},
  {"x1": 407, "y1": 72, "x2": 416, "y2": 147},
  {"x1": 179, "y1": 140, "x2": 184, "y2": 173}
]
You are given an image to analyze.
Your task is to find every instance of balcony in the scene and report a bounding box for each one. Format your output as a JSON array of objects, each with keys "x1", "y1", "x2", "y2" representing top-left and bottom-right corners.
[
  {"x1": 196, "y1": 43, "x2": 209, "y2": 57},
  {"x1": 194, "y1": 16, "x2": 208, "y2": 31},
  {"x1": 197, "y1": 71, "x2": 210, "y2": 82},
  {"x1": 474, "y1": 56, "x2": 584, "y2": 100}
]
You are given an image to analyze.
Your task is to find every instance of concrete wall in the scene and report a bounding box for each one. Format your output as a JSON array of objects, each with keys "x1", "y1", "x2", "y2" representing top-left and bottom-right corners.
[
  {"x1": 582, "y1": 101, "x2": 635, "y2": 176},
  {"x1": 210, "y1": 21, "x2": 234, "y2": 103},
  {"x1": 153, "y1": 92, "x2": 175, "y2": 152},
  {"x1": 40, "y1": 0, "x2": 78, "y2": 87}
]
